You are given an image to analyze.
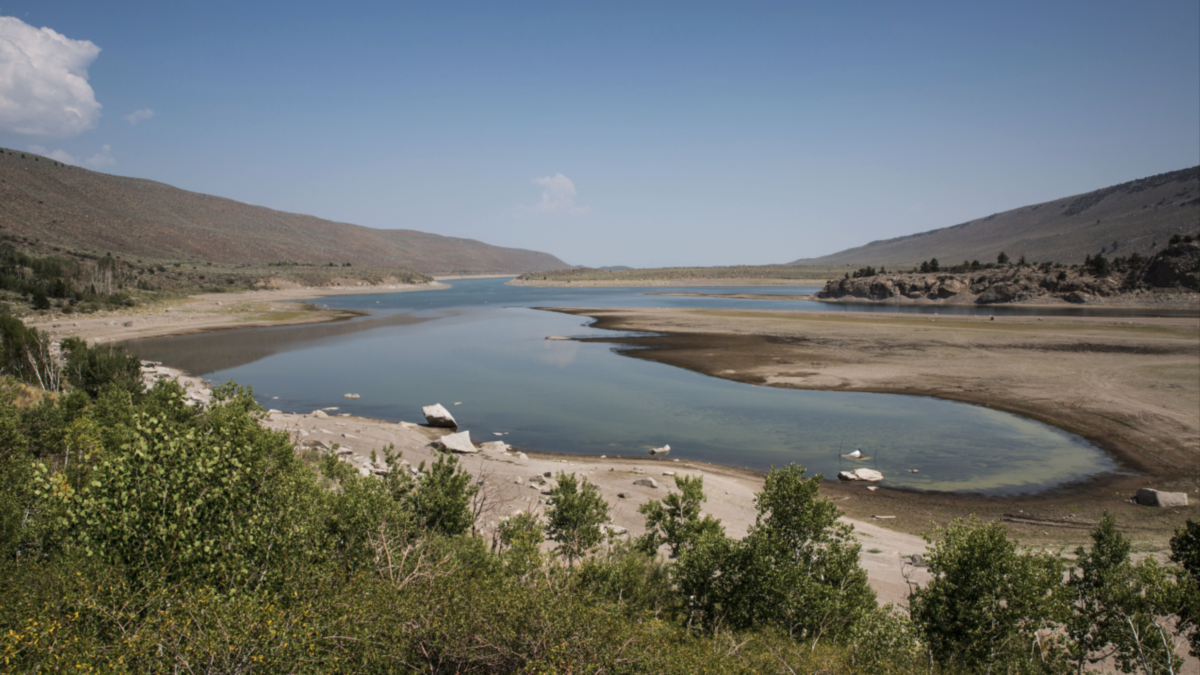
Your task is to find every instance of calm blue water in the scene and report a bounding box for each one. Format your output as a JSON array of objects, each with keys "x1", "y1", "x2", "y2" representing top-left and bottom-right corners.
[{"x1": 125, "y1": 278, "x2": 1119, "y2": 495}]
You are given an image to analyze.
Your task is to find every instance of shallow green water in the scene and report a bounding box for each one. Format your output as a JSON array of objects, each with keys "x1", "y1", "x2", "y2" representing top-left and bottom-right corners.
[{"x1": 125, "y1": 278, "x2": 1118, "y2": 495}]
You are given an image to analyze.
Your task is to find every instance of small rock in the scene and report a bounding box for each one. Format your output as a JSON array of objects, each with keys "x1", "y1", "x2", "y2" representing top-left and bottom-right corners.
[
  {"x1": 311, "y1": 410, "x2": 329, "y2": 418},
  {"x1": 545, "y1": 336, "x2": 570, "y2": 340},
  {"x1": 539, "y1": 485, "x2": 554, "y2": 495},
  {"x1": 543, "y1": 471, "x2": 552, "y2": 478},
  {"x1": 649, "y1": 444, "x2": 670, "y2": 456},
  {"x1": 343, "y1": 393, "x2": 360, "y2": 399},
  {"x1": 517, "y1": 452, "x2": 528, "y2": 460},
  {"x1": 617, "y1": 492, "x2": 628, "y2": 499},
  {"x1": 662, "y1": 471, "x2": 675, "y2": 476},
  {"x1": 481, "y1": 441, "x2": 508, "y2": 453},
  {"x1": 122, "y1": 321, "x2": 133, "y2": 327},
  {"x1": 513, "y1": 477, "x2": 524, "y2": 485},
  {"x1": 529, "y1": 475, "x2": 547, "y2": 485},
  {"x1": 633, "y1": 478, "x2": 658, "y2": 489}
]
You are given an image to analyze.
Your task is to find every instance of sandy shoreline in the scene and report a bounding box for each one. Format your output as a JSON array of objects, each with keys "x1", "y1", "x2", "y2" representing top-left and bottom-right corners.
[{"x1": 31, "y1": 283, "x2": 1199, "y2": 605}]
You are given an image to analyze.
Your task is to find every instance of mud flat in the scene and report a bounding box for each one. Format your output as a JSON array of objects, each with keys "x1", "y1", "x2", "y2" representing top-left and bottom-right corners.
[
  {"x1": 547, "y1": 305, "x2": 1200, "y2": 549},
  {"x1": 27, "y1": 282, "x2": 446, "y2": 345}
]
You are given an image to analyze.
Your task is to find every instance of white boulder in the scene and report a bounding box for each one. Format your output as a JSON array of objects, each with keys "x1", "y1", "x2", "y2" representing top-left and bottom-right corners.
[
  {"x1": 1136, "y1": 488, "x2": 1188, "y2": 508},
  {"x1": 422, "y1": 403, "x2": 458, "y2": 429},
  {"x1": 439, "y1": 431, "x2": 476, "y2": 453},
  {"x1": 481, "y1": 441, "x2": 509, "y2": 453},
  {"x1": 838, "y1": 468, "x2": 884, "y2": 482}
]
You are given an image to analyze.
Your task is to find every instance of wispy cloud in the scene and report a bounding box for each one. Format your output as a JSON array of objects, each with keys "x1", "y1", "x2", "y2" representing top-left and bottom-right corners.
[
  {"x1": 123, "y1": 108, "x2": 154, "y2": 124},
  {"x1": 27, "y1": 142, "x2": 114, "y2": 168},
  {"x1": 0, "y1": 16, "x2": 101, "y2": 138},
  {"x1": 85, "y1": 143, "x2": 114, "y2": 167},
  {"x1": 28, "y1": 143, "x2": 79, "y2": 165},
  {"x1": 524, "y1": 173, "x2": 591, "y2": 215}
]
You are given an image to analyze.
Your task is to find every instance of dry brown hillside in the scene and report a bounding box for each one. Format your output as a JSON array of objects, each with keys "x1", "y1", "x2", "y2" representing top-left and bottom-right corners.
[
  {"x1": 0, "y1": 148, "x2": 568, "y2": 275},
  {"x1": 792, "y1": 166, "x2": 1200, "y2": 267}
]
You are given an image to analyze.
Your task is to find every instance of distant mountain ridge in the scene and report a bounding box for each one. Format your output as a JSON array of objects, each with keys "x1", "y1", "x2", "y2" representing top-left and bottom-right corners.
[
  {"x1": 0, "y1": 148, "x2": 569, "y2": 275},
  {"x1": 791, "y1": 166, "x2": 1200, "y2": 267}
]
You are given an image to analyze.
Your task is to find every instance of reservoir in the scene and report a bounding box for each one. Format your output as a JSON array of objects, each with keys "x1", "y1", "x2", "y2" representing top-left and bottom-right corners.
[{"x1": 125, "y1": 277, "x2": 1119, "y2": 495}]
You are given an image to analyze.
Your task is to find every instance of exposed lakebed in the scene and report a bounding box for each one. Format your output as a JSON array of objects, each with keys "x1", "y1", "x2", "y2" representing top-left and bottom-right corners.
[{"x1": 125, "y1": 278, "x2": 1120, "y2": 495}]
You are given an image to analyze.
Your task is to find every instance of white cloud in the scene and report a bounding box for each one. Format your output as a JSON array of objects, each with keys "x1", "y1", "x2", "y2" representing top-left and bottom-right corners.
[
  {"x1": 27, "y1": 143, "x2": 80, "y2": 165},
  {"x1": 123, "y1": 108, "x2": 154, "y2": 124},
  {"x1": 526, "y1": 172, "x2": 591, "y2": 215},
  {"x1": 0, "y1": 16, "x2": 101, "y2": 138},
  {"x1": 85, "y1": 143, "x2": 114, "y2": 167}
]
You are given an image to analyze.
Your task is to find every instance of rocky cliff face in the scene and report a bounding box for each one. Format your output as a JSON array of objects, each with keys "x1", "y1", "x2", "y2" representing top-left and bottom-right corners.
[{"x1": 815, "y1": 242, "x2": 1200, "y2": 305}]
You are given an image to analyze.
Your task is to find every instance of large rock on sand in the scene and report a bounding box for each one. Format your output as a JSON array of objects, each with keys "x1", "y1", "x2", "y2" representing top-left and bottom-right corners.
[
  {"x1": 838, "y1": 468, "x2": 884, "y2": 482},
  {"x1": 422, "y1": 403, "x2": 458, "y2": 428},
  {"x1": 1136, "y1": 488, "x2": 1188, "y2": 507},
  {"x1": 439, "y1": 431, "x2": 476, "y2": 453}
]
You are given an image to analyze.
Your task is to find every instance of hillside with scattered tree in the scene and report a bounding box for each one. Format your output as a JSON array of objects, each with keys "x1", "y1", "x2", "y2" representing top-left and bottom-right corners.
[
  {"x1": 793, "y1": 166, "x2": 1200, "y2": 267},
  {"x1": 0, "y1": 148, "x2": 568, "y2": 276}
]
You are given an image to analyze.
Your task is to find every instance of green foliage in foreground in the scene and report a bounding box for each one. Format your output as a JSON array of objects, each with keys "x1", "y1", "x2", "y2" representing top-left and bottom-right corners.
[{"x1": 0, "y1": 355, "x2": 1195, "y2": 672}]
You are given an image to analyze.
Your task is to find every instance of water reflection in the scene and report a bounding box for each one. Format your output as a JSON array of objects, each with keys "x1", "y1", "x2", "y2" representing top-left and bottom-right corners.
[{"x1": 123, "y1": 311, "x2": 434, "y2": 374}]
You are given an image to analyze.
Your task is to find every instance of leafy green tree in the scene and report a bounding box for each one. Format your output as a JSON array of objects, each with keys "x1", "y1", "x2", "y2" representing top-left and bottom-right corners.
[
  {"x1": 60, "y1": 337, "x2": 143, "y2": 399},
  {"x1": 37, "y1": 387, "x2": 325, "y2": 591},
  {"x1": 1061, "y1": 512, "x2": 1187, "y2": 673},
  {"x1": 1085, "y1": 253, "x2": 1110, "y2": 277},
  {"x1": 1067, "y1": 511, "x2": 1136, "y2": 672},
  {"x1": 676, "y1": 464, "x2": 875, "y2": 641},
  {"x1": 0, "y1": 391, "x2": 32, "y2": 561},
  {"x1": 409, "y1": 453, "x2": 477, "y2": 536},
  {"x1": 545, "y1": 472, "x2": 609, "y2": 566},
  {"x1": 909, "y1": 517, "x2": 1069, "y2": 671},
  {"x1": 636, "y1": 474, "x2": 724, "y2": 558},
  {"x1": 998, "y1": 251, "x2": 1011, "y2": 265},
  {"x1": 0, "y1": 316, "x2": 57, "y2": 389},
  {"x1": 1171, "y1": 520, "x2": 1200, "y2": 657},
  {"x1": 498, "y1": 511, "x2": 544, "y2": 576}
]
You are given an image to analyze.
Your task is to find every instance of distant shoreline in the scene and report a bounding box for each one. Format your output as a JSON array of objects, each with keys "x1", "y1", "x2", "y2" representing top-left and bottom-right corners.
[{"x1": 508, "y1": 277, "x2": 829, "y2": 288}]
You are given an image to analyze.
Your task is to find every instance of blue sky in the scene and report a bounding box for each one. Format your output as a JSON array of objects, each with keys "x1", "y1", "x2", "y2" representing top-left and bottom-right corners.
[{"x1": 1, "y1": 1, "x2": 1197, "y2": 267}]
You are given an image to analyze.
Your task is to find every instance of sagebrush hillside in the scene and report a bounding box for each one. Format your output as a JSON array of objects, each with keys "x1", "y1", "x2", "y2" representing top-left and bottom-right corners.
[
  {"x1": 0, "y1": 148, "x2": 568, "y2": 275},
  {"x1": 792, "y1": 166, "x2": 1200, "y2": 267}
]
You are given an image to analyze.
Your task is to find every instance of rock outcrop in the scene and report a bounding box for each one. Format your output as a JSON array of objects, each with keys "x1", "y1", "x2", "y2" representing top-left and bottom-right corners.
[{"x1": 816, "y1": 242, "x2": 1200, "y2": 305}]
